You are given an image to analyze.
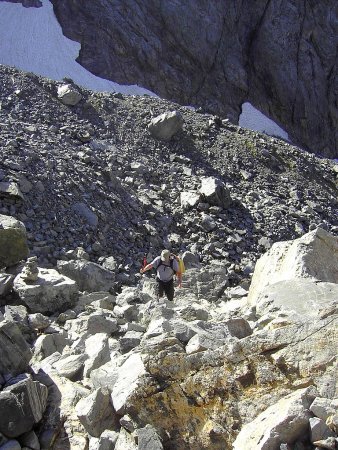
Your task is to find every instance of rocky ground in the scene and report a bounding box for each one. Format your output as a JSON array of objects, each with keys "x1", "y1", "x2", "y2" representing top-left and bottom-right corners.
[{"x1": 0, "y1": 64, "x2": 337, "y2": 450}]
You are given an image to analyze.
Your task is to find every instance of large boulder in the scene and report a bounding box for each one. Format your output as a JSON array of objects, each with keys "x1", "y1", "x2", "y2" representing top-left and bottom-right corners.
[
  {"x1": 57, "y1": 259, "x2": 115, "y2": 293},
  {"x1": 111, "y1": 353, "x2": 147, "y2": 415},
  {"x1": 148, "y1": 111, "x2": 183, "y2": 141},
  {"x1": 199, "y1": 177, "x2": 232, "y2": 209},
  {"x1": 13, "y1": 267, "x2": 78, "y2": 314},
  {"x1": 0, "y1": 215, "x2": 29, "y2": 268},
  {"x1": 57, "y1": 83, "x2": 82, "y2": 106},
  {"x1": 0, "y1": 320, "x2": 31, "y2": 376},
  {"x1": 248, "y1": 228, "x2": 338, "y2": 305},
  {"x1": 233, "y1": 388, "x2": 315, "y2": 449},
  {"x1": 0, "y1": 377, "x2": 48, "y2": 438}
]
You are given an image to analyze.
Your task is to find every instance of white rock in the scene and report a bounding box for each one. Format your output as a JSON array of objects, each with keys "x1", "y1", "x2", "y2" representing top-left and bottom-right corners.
[
  {"x1": 111, "y1": 353, "x2": 147, "y2": 414},
  {"x1": 233, "y1": 388, "x2": 314, "y2": 449},
  {"x1": 14, "y1": 267, "x2": 78, "y2": 314}
]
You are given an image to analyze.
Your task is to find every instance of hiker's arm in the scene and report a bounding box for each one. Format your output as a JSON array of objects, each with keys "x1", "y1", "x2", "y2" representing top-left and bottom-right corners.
[
  {"x1": 177, "y1": 272, "x2": 182, "y2": 288},
  {"x1": 140, "y1": 263, "x2": 153, "y2": 274}
]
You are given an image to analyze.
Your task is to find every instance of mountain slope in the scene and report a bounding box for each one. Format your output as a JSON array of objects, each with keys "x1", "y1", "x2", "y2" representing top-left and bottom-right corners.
[{"x1": 0, "y1": 64, "x2": 337, "y2": 283}]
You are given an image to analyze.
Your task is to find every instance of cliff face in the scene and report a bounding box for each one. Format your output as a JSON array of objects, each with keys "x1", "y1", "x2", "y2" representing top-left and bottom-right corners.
[{"x1": 49, "y1": 0, "x2": 337, "y2": 158}]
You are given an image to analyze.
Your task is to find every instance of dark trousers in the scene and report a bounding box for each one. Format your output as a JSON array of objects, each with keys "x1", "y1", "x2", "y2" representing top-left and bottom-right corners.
[{"x1": 157, "y1": 278, "x2": 175, "y2": 301}]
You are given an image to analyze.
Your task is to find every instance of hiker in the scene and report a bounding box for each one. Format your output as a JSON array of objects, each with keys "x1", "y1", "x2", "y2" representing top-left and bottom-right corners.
[{"x1": 140, "y1": 249, "x2": 182, "y2": 301}]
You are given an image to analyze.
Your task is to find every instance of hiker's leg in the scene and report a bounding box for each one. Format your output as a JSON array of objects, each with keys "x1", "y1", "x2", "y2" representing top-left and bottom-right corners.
[
  {"x1": 165, "y1": 279, "x2": 175, "y2": 301},
  {"x1": 157, "y1": 279, "x2": 164, "y2": 300}
]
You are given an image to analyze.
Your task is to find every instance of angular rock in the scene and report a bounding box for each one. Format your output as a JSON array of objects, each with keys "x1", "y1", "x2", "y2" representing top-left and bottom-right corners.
[
  {"x1": 0, "y1": 440, "x2": 21, "y2": 450},
  {"x1": 248, "y1": 228, "x2": 338, "y2": 304},
  {"x1": 83, "y1": 333, "x2": 110, "y2": 378},
  {"x1": 0, "y1": 182, "x2": 24, "y2": 201},
  {"x1": 233, "y1": 388, "x2": 314, "y2": 449},
  {"x1": 0, "y1": 320, "x2": 31, "y2": 376},
  {"x1": 57, "y1": 259, "x2": 114, "y2": 293},
  {"x1": 13, "y1": 267, "x2": 78, "y2": 314},
  {"x1": 310, "y1": 397, "x2": 338, "y2": 421},
  {"x1": 137, "y1": 425, "x2": 163, "y2": 450},
  {"x1": 309, "y1": 417, "x2": 334, "y2": 443},
  {"x1": 53, "y1": 353, "x2": 87, "y2": 380},
  {"x1": 148, "y1": 111, "x2": 183, "y2": 141},
  {"x1": 0, "y1": 378, "x2": 48, "y2": 438},
  {"x1": 76, "y1": 387, "x2": 117, "y2": 438},
  {"x1": 0, "y1": 215, "x2": 29, "y2": 268},
  {"x1": 0, "y1": 273, "x2": 14, "y2": 297},
  {"x1": 114, "y1": 428, "x2": 137, "y2": 450},
  {"x1": 180, "y1": 191, "x2": 200, "y2": 210},
  {"x1": 57, "y1": 84, "x2": 82, "y2": 105},
  {"x1": 111, "y1": 353, "x2": 147, "y2": 414},
  {"x1": 33, "y1": 333, "x2": 69, "y2": 361},
  {"x1": 199, "y1": 177, "x2": 231, "y2": 209}
]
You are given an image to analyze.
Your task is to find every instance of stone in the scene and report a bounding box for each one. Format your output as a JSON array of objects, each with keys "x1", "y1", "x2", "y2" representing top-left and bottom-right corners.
[
  {"x1": 13, "y1": 267, "x2": 78, "y2": 314},
  {"x1": 0, "y1": 320, "x2": 31, "y2": 376},
  {"x1": 28, "y1": 313, "x2": 50, "y2": 330},
  {"x1": 57, "y1": 259, "x2": 115, "y2": 293},
  {"x1": 310, "y1": 398, "x2": 338, "y2": 421},
  {"x1": 114, "y1": 428, "x2": 137, "y2": 450},
  {"x1": 0, "y1": 441, "x2": 21, "y2": 450},
  {"x1": 72, "y1": 202, "x2": 98, "y2": 227},
  {"x1": 180, "y1": 191, "x2": 200, "y2": 210},
  {"x1": 20, "y1": 256, "x2": 39, "y2": 283},
  {"x1": 57, "y1": 84, "x2": 82, "y2": 105},
  {"x1": 33, "y1": 333, "x2": 69, "y2": 361},
  {"x1": 83, "y1": 333, "x2": 110, "y2": 377},
  {"x1": 97, "y1": 430, "x2": 119, "y2": 450},
  {"x1": 18, "y1": 430, "x2": 40, "y2": 450},
  {"x1": 76, "y1": 387, "x2": 117, "y2": 438},
  {"x1": 0, "y1": 182, "x2": 24, "y2": 201},
  {"x1": 148, "y1": 111, "x2": 183, "y2": 141},
  {"x1": 53, "y1": 353, "x2": 87, "y2": 380},
  {"x1": 199, "y1": 177, "x2": 232, "y2": 209},
  {"x1": 90, "y1": 360, "x2": 119, "y2": 391},
  {"x1": 0, "y1": 378, "x2": 48, "y2": 438},
  {"x1": 111, "y1": 353, "x2": 147, "y2": 414},
  {"x1": 248, "y1": 228, "x2": 338, "y2": 304},
  {"x1": 233, "y1": 388, "x2": 314, "y2": 449},
  {"x1": 309, "y1": 417, "x2": 335, "y2": 443},
  {"x1": 0, "y1": 215, "x2": 29, "y2": 268},
  {"x1": 0, "y1": 273, "x2": 14, "y2": 297},
  {"x1": 137, "y1": 424, "x2": 163, "y2": 450}
]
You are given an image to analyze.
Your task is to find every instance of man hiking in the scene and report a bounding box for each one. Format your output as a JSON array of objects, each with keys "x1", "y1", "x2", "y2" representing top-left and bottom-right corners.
[{"x1": 140, "y1": 249, "x2": 182, "y2": 302}]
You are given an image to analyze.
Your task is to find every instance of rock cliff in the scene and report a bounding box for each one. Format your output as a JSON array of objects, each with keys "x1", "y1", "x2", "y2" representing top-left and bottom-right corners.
[{"x1": 49, "y1": 0, "x2": 338, "y2": 158}]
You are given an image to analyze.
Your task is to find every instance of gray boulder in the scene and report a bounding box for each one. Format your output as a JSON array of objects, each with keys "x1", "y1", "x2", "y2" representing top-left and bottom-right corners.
[
  {"x1": 57, "y1": 259, "x2": 115, "y2": 293},
  {"x1": 0, "y1": 273, "x2": 14, "y2": 297},
  {"x1": 76, "y1": 388, "x2": 118, "y2": 438},
  {"x1": 199, "y1": 177, "x2": 232, "y2": 209},
  {"x1": 13, "y1": 267, "x2": 78, "y2": 314},
  {"x1": 248, "y1": 228, "x2": 338, "y2": 305},
  {"x1": 0, "y1": 320, "x2": 31, "y2": 376},
  {"x1": 57, "y1": 84, "x2": 82, "y2": 106},
  {"x1": 137, "y1": 425, "x2": 163, "y2": 450},
  {"x1": 0, "y1": 215, "x2": 29, "y2": 268},
  {"x1": 233, "y1": 388, "x2": 314, "y2": 449},
  {"x1": 148, "y1": 111, "x2": 183, "y2": 141},
  {"x1": 0, "y1": 378, "x2": 48, "y2": 438}
]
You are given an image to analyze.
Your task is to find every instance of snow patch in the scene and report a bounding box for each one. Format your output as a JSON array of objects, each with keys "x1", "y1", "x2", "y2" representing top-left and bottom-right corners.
[
  {"x1": 0, "y1": 0, "x2": 155, "y2": 95},
  {"x1": 239, "y1": 102, "x2": 289, "y2": 141}
]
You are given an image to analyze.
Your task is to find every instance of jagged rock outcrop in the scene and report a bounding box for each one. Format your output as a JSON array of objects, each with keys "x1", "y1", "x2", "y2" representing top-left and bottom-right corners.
[{"x1": 49, "y1": 0, "x2": 338, "y2": 158}]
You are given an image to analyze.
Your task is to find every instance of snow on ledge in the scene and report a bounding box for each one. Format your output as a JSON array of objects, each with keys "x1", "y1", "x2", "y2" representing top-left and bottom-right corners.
[{"x1": 239, "y1": 102, "x2": 289, "y2": 141}]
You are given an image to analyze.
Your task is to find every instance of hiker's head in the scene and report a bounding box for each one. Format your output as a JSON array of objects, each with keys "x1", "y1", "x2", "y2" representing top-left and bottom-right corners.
[{"x1": 161, "y1": 249, "x2": 170, "y2": 262}]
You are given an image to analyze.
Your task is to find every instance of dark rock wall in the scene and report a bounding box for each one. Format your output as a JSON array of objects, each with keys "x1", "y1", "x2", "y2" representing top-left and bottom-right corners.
[
  {"x1": 2, "y1": 0, "x2": 337, "y2": 157},
  {"x1": 50, "y1": 0, "x2": 337, "y2": 158}
]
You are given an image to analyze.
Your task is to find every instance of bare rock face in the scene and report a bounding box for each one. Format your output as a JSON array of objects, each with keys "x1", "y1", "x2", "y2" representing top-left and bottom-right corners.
[{"x1": 50, "y1": 0, "x2": 337, "y2": 158}]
